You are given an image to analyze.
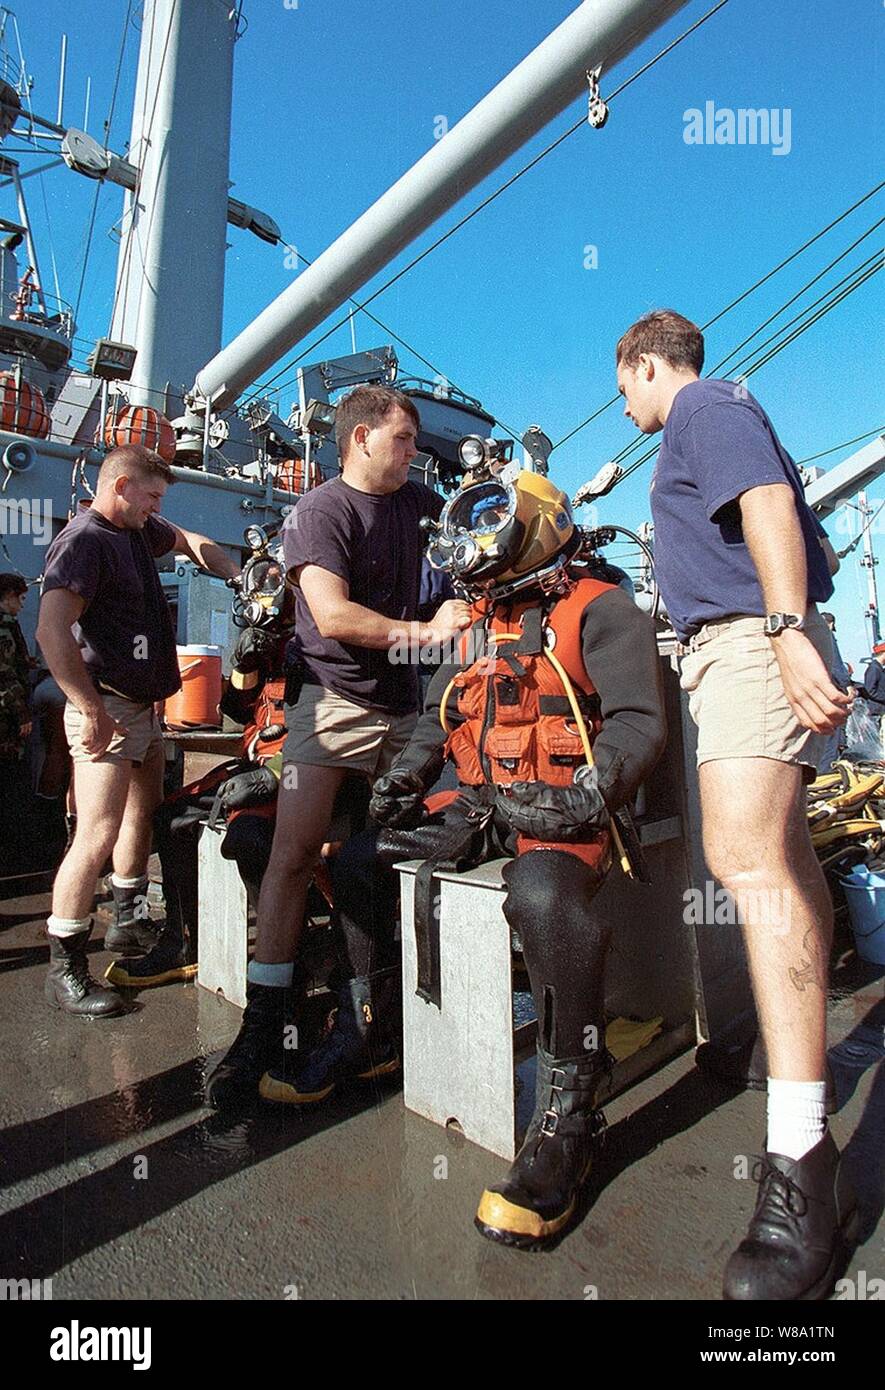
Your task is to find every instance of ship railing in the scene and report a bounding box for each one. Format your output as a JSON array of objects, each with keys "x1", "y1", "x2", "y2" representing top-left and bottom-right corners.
[
  {"x1": 0, "y1": 47, "x2": 27, "y2": 99},
  {"x1": 0, "y1": 261, "x2": 75, "y2": 339},
  {"x1": 396, "y1": 376, "x2": 485, "y2": 411},
  {"x1": 32, "y1": 290, "x2": 75, "y2": 337}
]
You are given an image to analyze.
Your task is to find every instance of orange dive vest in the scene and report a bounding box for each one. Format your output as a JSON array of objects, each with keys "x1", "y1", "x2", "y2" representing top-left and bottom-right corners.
[{"x1": 444, "y1": 575, "x2": 614, "y2": 789}]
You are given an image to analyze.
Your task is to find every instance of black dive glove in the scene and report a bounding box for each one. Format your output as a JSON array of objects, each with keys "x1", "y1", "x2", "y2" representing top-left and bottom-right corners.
[
  {"x1": 231, "y1": 626, "x2": 278, "y2": 675},
  {"x1": 369, "y1": 768, "x2": 428, "y2": 829},
  {"x1": 497, "y1": 765, "x2": 608, "y2": 841},
  {"x1": 217, "y1": 764, "x2": 279, "y2": 812}
]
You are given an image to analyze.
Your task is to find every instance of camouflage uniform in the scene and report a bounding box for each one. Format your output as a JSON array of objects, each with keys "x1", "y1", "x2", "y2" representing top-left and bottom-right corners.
[{"x1": 0, "y1": 610, "x2": 32, "y2": 759}]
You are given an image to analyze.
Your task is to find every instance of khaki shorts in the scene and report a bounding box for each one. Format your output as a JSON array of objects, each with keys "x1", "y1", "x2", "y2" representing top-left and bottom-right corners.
[
  {"x1": 282, "y1": 684, "x2": 416, "y2": 778},
  {"x1": 64, "y1": 688, "x2": 162, "y2": 766},
  {"x1": 679, "y1": 607, "x2": 833, "y2": 779}
]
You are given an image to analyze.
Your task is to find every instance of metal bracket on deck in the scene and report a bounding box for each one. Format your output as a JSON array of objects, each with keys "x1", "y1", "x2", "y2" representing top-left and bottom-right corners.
[{"x1": 586, "y1": 67, "x2": 609, "y2": 129}]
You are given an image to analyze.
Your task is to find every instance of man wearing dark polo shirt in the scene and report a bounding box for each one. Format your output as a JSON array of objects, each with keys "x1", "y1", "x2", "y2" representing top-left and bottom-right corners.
[
  {"x1": 37, "y1": 444, "x2": 239, "y2": 1016},
  {"x1": 206, "y1": 385, "x2": 470, "y2": 1108},
  {"x1": 614, "y1": 310, "x2": 854, "y2": 1301}
]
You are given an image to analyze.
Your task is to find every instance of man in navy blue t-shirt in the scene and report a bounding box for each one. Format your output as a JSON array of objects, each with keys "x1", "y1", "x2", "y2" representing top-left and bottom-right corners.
[
  {"x1": 614, "y1": 310, "x2": 854, "y2": 1302},
  {"x1": 205, "y1": 386, "x2": 470, "y2": 1110},
  {"x1": 37, "y1": 444, "x2": 239, "y2": 1017}
]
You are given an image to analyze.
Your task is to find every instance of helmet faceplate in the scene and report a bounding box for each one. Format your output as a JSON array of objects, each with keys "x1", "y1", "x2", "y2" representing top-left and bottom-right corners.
[{"x1": 428, "y1": 470, "x2": 575, "y2": 594}]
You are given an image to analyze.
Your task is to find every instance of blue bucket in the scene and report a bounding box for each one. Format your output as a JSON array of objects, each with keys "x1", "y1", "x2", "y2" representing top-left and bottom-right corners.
[{"x1": 839, "y1": 865, "x2": 885, "y2": 965}]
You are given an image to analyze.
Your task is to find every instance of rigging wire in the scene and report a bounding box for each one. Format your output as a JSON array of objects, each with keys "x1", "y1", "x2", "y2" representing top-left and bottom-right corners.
[
  {"x1": 35, "y1": 163, "x2": 63, "y2": 309},
  {"x1": 73, "y1": 185, "x2": 102, "y2": 325},
  {"x1": 5, "y1": 11, "x2": 65, "y2": 312},
  {"x1": 601, "y1": 260, "x2": 883, "y2": 490},
  {"x1": 35, "y1": 246, "x2": 885, "y2": 477},
  {"x1": 104, "y1": 0, "x2": 134, "y2": 150},
  {"x1": 72, "y1": 0, "x2": 135, "y2": 326},
  {"x1": 729, "y1": 256, "x2": 881, "y2": 379},
  {"x1": 236, "y1": 0, "x2": 732, "y2": 412},
  {"x1": 796, "y1": 427, "x2": 885, "y2": 467},
  {"x1": 599, "y1": 245, "x2": 885, "y2": 478},
  {"x1": 272, "y1": 245, "x2": 523, "y2": 440},
  {"x1": 722, "y1": 250, "x2": 882, "y2": 381},
  {"x1": 560, "y1": 211, "x2": 885, "y2": 476},
  {"x1": 707, "y1": 224, "x2": 884, "y2": 377},
  {"x1": 16, "y1": 0, "x2": 875, "y2": 497},
  {"x1": 552, "y1": 182, "x2": 884, "y2": 453},
  {"x1": 46, "y1": 192, "x2": 885, "y2": 463},
  {"x1": 699, "y1": 182, "x2": 883, "y2": 334}
]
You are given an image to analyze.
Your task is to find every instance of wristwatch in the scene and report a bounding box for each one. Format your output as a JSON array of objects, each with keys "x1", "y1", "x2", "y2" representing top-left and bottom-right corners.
[{"x1": 763, "y1": 612, "x2": 806, "y2": 637}]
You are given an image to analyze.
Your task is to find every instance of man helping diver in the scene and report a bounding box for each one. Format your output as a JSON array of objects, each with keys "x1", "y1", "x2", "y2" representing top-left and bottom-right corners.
[{"x1": 255, "y1": 452, "x2": 668, "y2": 1250}]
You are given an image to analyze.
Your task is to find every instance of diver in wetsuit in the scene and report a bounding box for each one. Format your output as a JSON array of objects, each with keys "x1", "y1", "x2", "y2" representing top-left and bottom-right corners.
[{"x1": 257, "y1": 465, "x2": 667, "y2": 1250}]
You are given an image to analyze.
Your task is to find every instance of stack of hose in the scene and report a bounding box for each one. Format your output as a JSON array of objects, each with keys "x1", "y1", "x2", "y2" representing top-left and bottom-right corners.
[{"x1": 807, "y1": 760, "x2": 885, "y2": 879}]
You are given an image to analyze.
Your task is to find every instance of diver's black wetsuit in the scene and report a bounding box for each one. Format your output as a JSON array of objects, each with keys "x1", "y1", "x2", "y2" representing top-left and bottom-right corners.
[{"x1": 331, "y1": 580, "x2": 667, "y2": 1057}]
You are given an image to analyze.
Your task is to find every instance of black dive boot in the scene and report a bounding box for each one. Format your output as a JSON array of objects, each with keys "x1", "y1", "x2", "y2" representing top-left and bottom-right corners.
[
  {"x1": 205, "y1": 982, "x2": 296, "y2": 1111},
  {"x1": 475, "y1": 1047, "x2": 609, "y2": 1251},
  {"x1": 723, "y1": 1128, "x2": 859, "y2": 1300},
  {"x1": 105, "y1": 917, "x2": 197, "y2": 988},
  {"x1": 45, "y1": 924, "x2": 126, "y2": 1017},
  {"x1": 259, "y1": 973, "x2": 399, "y2": 1105},
  {"x1": 104, "y1": 878, "x2": 161, "y2": 957}
]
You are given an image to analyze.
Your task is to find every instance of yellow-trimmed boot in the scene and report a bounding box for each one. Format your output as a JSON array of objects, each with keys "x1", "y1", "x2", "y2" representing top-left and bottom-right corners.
[
  {"x1": 475, "y1": 1047, "x2": 608, "y2": 1251},
  {"x1": 105, "y1": 921, "x2": 197, "y2": 989},
  {"x1": 259, "y1": 974, "x2": 399, "y2": 1105}
]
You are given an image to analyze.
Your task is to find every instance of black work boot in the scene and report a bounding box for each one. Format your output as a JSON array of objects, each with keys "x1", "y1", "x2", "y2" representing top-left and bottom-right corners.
[
  {"x1": 104, "y1": 877, "x2": 161, "y2": 958},
  {"x1": 45, "y1": 924, "x2": 126, "y2": 1018},
  {"x1": 723, "y1": 1128, "x2": 859, "y2": 1300},
  {"x1": 105, "y1": 919, "x2": 197, "y2": 989},
  {"x1": 205, "y1": 982, "x2": 296, "y2": 1111},
  {"x1": 259, "y1": 974, "x2": 399, "y2": 1105},
  {"x1": 475, "y1": 1047, "x2": 608, "y2": 1251}
]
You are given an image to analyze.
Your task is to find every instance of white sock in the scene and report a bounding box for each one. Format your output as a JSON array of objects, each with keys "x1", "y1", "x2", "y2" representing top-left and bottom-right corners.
[
  {"x1": 47, "y1": 914, "x2": 92, "y2": 939},
  {"x1": 111, "y1": 873, "x2": 147, "y2": 889},
  {"x1": 767, "y1": 1078, "x2": 827, "y2": 1160},
  {"x1": 247, "y1": 960, "x2": 294, "y2": 988}
]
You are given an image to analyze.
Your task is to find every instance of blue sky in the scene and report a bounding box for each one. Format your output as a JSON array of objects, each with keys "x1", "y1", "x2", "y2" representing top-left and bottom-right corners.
[{"x1": 17, "y1": 0, "x2": 885, "y2": 667}]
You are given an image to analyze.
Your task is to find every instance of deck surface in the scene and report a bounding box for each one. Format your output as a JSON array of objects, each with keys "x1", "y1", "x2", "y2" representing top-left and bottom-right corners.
[{"x1": 1, "y1": 872, "x2": 882, "y2": 1302}]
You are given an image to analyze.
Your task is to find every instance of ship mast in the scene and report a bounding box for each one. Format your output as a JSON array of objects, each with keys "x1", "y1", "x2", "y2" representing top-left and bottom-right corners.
[{"x1": 109, "y1": 0, "x2": 239, "y2": 416}]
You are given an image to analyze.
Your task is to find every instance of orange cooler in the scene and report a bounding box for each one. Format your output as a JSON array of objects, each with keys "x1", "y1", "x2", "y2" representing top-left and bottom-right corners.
[{"x1": 163, "y1": 644, "x2": 223, "y2": 728}]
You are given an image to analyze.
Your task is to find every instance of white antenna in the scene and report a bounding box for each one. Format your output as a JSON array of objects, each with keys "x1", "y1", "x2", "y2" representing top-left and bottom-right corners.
[
  {"x1": 56, "y1": 33, "x2": 67, "y2": 126},
  {"x1": 858, "y1": 491, "x2": 881, "y2": 647}
]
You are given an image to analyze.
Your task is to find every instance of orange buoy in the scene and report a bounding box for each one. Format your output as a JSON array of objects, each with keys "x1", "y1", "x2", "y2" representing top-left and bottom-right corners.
[
  {"x1": 274, "y1": 454, "x2": 321, "y2": 494},
  {"x1": 0, "y1": 371, "x2": 50, "y2": 438},
  {"x1": 104, "y1": 404, "x2": 176, "y2": 462}
]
